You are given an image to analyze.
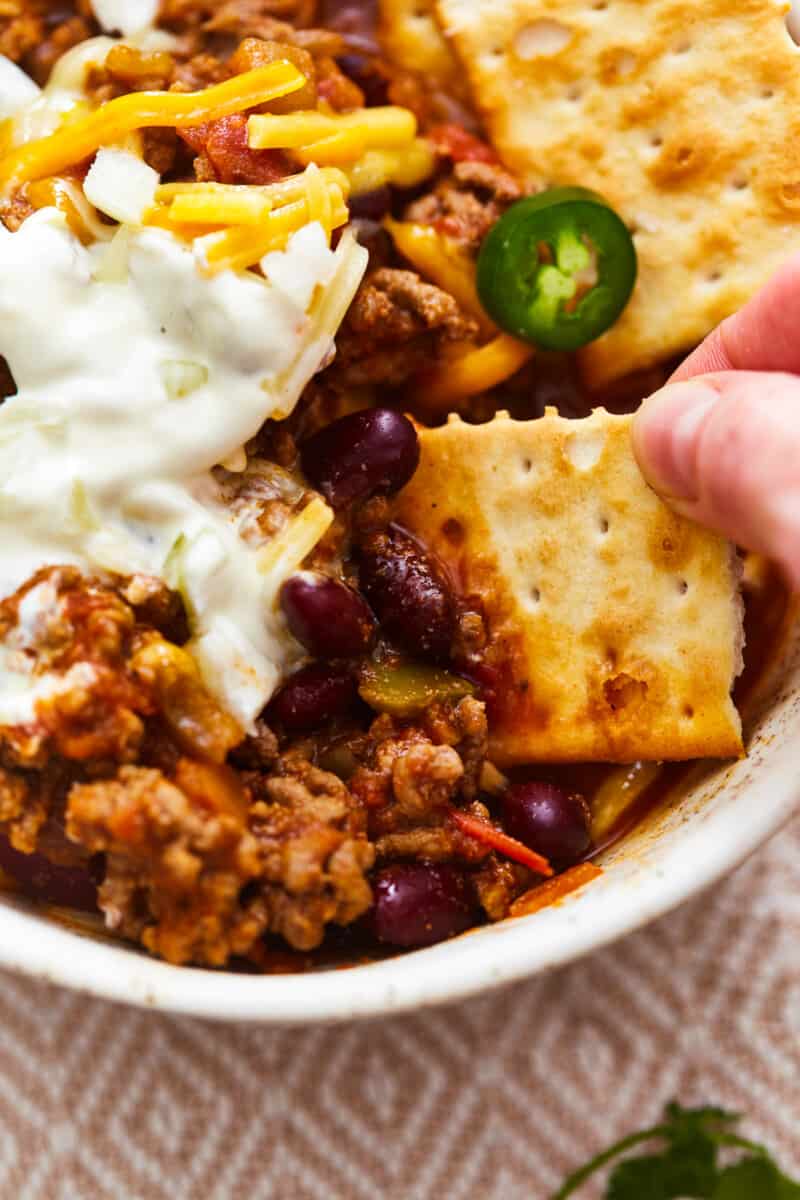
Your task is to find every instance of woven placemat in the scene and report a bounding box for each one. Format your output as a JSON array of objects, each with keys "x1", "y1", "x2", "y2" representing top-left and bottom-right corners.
[{"x1": 0, "y1": 816, "x2": 796, "y2": 1200}]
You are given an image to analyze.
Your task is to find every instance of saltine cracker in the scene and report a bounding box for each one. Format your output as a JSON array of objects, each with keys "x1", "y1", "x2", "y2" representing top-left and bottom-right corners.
[
  {"x1": 378, "y1": 0, "x2": 468, "y2": 100},
  {"x1": 395, "y1": 409, "x2": 744, "y2": 764},
  {"x1": 435, "y1": 0, "x2": 800, "y2": 386}
]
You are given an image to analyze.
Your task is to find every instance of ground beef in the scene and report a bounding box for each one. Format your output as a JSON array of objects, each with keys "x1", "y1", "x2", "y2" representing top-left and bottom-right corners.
[
  {"x1": 159, "y1": 0, "x2": 319, "y2": 36},
  {"x1": 405, "y1": 161, "x2": 524, "y2": 255},
  {"x1": 0, "y1": 568, "x2": 241, "y2": 840},
  {"x1": 67, "y1": 761, "x2": 264, "y2": 965},
  {"x1": 350, "y1": 697, "x2": 491, "y2": 867},
  {"x1": 0, "y1": 1, "x2": 95, "y2": 83},
  {"x1": 472, "y1": 853, "x2": 531, "y2": 921},
  {"x1": 213, "y1": 455, "x2": 306, "y2": 546},
  {"x1": 230, "y1": 718, "x2": 280, "y2": 770},
  {"x1": 1, "y1": 190, "x2": 35, "y2": 233},
  {"x1": 327, "y1": 268, "x2": 477, "y2": 388},
  {"x1": 247, "y1": 752, "x2": 374, "y2": 950},
  {"x1": 0, "y1": 767, "x2": 40, "y2": 853}
]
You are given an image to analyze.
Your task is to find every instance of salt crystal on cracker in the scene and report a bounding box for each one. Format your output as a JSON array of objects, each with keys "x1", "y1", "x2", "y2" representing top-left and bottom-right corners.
[
  {"x1": 435, "y1": 0, "x2": 800, "y2": 387},
  {"x1": 395, "y1": 409, "x2": 744, "y2": 764}
]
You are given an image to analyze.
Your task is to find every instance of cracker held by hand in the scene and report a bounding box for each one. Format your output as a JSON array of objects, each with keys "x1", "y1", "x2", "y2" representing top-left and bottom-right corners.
[
  {"x1": 435, "y1": 0, "x2": 800, "y2": 387},
  {"x1": 395, "y1": 410, "x2": 744, "y2": 764}
]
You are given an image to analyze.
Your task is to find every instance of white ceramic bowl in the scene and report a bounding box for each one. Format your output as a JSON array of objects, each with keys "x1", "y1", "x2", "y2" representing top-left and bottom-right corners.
[{"x1": 0, "y1": 620, "x2": 797, "y2": 1024}]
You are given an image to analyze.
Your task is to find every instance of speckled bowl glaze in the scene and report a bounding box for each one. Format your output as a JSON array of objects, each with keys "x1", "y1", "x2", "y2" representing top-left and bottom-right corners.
[{"x1": 0, "y1": 619, "x2": 796, "y2": 1024}]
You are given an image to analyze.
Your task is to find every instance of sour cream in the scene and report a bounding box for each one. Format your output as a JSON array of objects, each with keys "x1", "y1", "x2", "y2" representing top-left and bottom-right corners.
[{"x1": 0, "y1": 210, "x2": 367, "y2": 727}]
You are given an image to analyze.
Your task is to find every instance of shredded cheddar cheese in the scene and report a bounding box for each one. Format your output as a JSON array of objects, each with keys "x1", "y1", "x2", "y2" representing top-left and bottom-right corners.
[
  {"x1": 247, "y1": 106, "x2": 417, "y2": 156},
  {"x1": 155, "y1": 166, "x2": 350, "y2": 206},
  {"x1": 385, "y1": 219, "x2": 536, "y2": 398},
  {"x1": 293, "y1": 129, "x2": 367, "y2": 167},
  {"x1": 194, "y1": 182, "x2": 349, "y2": 275},
  {"x1": 420, "y1": 334, "x2": 535, "y2": 406},
  {"x1": 28, "y1": 175, "x2": 115, "y2": 243},
  {"x1": 385, "y1": 217, "x2": 496, "y2": 337},
  {"x1": 0, "y1": 62, "x2": 306, "y2": 192},
  {"x1": 167, "y1": 190, "x2": 274, "y2": 226},
  {"x1": 344, "y1": 140, "x2": 435, "y2": 195},
  {"x1": 256, "y1": 496, "x2": 333, "y2": 579}
]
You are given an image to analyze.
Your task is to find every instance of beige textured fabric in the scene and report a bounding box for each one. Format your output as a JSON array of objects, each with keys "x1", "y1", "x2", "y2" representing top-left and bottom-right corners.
[{"x1": 0, "y1": 818, "x2": 796, "y2": 1198}]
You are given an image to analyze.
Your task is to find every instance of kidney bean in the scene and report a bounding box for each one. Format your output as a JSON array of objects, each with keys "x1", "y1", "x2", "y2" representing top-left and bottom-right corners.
[
  {"x1": 267, "y1": 664, "x2": 357, "y2": 731},
  {"x1": 335, "y1": 53, "x2": 389, "y2": 106},
  {"x1": 300, "y1": 409, "x2": 419, "y2": 509},
  {"x1": 347, "y1": 187, "x2": 393, "y2": 221},
  {"x1": 280, "y1": 571, "x2": 375, "y2": 658},
  {"x1": 358, "y1": 525, "x2": 456, "y2": 660},
  {"x1": 0, "y1": 837, "x2": 99, "y2": 912},
  {"x1": 370, "y1": 863, "x2": 475, "y2": 947},
  {"x1": 501, "y1": 782, "x2": 592, "y2": 868}
]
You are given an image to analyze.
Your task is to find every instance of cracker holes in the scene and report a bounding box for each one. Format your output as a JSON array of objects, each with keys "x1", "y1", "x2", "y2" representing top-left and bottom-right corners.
[
  {"x1": 566, "y1": 84, "x2": 583, "y2": 102},
  {"x1": 565, "y1": 429, "x2": 606, "y2": 470},
  {"x1": 514, "y1": 19, "x2": 573, "y2": 59},
  {"x1": 683, "y1": 704, "x2": 695, "y2": 720},
  {"x1": 760, "y1": 87, "x2": 775, "y2": 100},
  {"x1": 603, "y1": 674, "x2": 648, "y2": 712},
  {"x1": 730, "y1": 175, "x2": 749, "y2": 193},
  {"x1": 705, "y1": 269, "x2": 723, "y2": 286},
  {"x1": 615, "y1": 50, "x2": 637, "y2": 77},
  {"x1": 649, "y1": 133, "x2": 663, "y2": 149},
  {"x1": 591, "y1": 1, "x2": 608, "y2": 10},
  {"x1": 441, "y1": 517, "x2": 465, "y2": 547},
  {"x1": 529, "y1": 586, "x2": 541, "y2": 606},
  {"x1": 673, "y1": 38, "x2": 692, "y2": 54},
  {"x1": 677, "y1": 578, "x2": 689, "y2": 596},
  {"x1": 598, "y1": 516, "x2": 610, "y2": 535},
  {"x1": 520, "y1": 456, "x2": 533, "y2": 475}
]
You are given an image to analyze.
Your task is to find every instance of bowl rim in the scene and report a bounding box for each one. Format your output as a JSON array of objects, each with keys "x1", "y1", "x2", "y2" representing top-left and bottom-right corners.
[{"x1": 0, "y1": 749, "x2": 795, "y2": 1024}]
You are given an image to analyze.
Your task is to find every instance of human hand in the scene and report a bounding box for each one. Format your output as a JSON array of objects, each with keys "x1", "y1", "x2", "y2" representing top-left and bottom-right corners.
[{"x1": 632, "y1": 255, "x2": 800, "y2": 589}]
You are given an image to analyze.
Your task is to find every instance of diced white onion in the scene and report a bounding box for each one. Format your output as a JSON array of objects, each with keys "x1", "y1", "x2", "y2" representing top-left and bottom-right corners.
[
  {"x1": 262, "y1": 222, "x2": 338, "y2": 313},
  {"x1": 160, "y1": 360, "x2": 210, "y2": 402},
  {"x1": 90, "y1": 0, "x2": 159, "y2": 36},
  {"x1": 0, "y1": 56, "x2": 40, "y2": 122},
  {"x1": 83, "y1": 147, "x2": 159, "y2": 226}
]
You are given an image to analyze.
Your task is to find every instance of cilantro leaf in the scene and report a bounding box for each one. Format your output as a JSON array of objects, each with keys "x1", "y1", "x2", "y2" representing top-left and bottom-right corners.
[
  {"x1": 606, "y1": 1151, "x2": 717, "y2": 1199},
  {"x1": 551, "y1": 1103, "x2": 800, "y2": 1200},
  {"x1": 712, "y1": 1158, "x2": 800, "y2": 1200}
]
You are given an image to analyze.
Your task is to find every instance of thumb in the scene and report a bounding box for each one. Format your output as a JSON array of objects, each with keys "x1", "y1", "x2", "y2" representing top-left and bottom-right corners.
[{"x1": 632, "y1": 371, "x2": 800, "y2": 590}]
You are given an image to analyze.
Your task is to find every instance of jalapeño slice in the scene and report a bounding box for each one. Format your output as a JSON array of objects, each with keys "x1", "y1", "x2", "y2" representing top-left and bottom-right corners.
[{"x1": 476, "y1": 187, "x2": 637, "y2": 351}]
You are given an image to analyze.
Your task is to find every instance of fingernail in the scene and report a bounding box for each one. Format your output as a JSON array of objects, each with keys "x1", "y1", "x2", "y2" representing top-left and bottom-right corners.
[{"x1": 632, "y1": 380, "x2": 721, "y2": 502}]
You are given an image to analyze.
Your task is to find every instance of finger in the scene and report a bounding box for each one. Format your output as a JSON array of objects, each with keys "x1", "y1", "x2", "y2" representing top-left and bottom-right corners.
[
  {"x1": 632, "y1": 371, "x2": 800, "y2": 589},
  {"x1": 672, "y1": 250, "x2": 800, "y2": 381}
]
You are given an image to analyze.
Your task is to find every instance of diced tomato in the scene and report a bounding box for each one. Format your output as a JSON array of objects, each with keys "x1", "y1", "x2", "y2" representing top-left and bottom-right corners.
[
  {"x1": 178, "y1": 114, "x2": 292, "y2": 185},
  {"x1": 428, "y1": 123, "x2": 499, "y2": 165}
]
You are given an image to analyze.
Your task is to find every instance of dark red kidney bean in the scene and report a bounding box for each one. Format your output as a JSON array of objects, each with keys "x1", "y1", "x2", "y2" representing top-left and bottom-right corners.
[
  {"x1": 347, "y1": 186, "x2": 392, "y2": 221},
  {"x1": 280, "y1": 571, "x2": 375, "y2": 658},
  {"x1": 300, "y1": 409, "x2": 420, "y2": 509},
  {"x1": 335, "y1": 52, "x2": 389, "y2": 105},
  {"x1": 501, "y1": 782, "x2": 592, "y2": 867},
  {"x1": 0, "y1": 837, "x2": 99, "y2": 912},
  {"x1": 267, "y1": 664, "x2": 357, "y2": 731},
  {"x1": 348, "y1": 218, "x2": 394, "y2": 268},
  {"x1": 358, "y1": 525, "x2": 456, "y2": 660},
  {"x1": 370, "y1": 863, "x2": 475, "y2": 947}
]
